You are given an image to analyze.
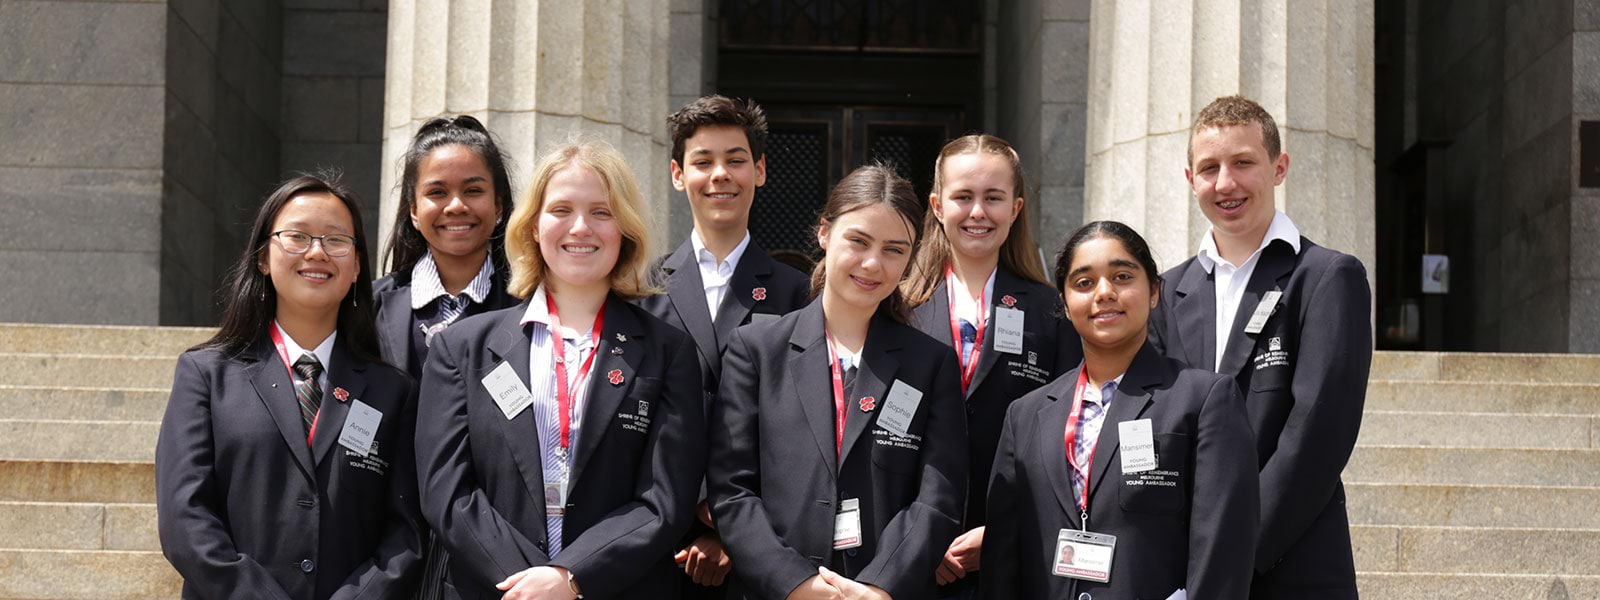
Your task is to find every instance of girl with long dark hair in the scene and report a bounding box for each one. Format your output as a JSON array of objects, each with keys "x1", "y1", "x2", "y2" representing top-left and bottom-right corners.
[{"x1": 156, "y1": 173, "x2": 423, "y2": 599}]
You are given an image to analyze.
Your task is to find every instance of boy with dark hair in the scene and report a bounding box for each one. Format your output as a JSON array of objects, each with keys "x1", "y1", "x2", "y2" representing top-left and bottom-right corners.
[
  {"x1": 641, "y1": 95, "x2": 811, "y2": 597},
  {"x1": 1150, "y1": 94, "x2": 1372, "y2": 599}
]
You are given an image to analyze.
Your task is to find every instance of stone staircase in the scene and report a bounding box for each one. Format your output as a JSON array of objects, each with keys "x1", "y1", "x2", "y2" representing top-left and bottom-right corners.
[
  {"x1": 1350, "y1": 352, "x2": 1600, "y2": 598},
  {"x1": 0, "y1": 324, "x2": 1597, "y2": 598},
  {"x1": 0, "y1": 324, "x2": 207, "y2": 599}
]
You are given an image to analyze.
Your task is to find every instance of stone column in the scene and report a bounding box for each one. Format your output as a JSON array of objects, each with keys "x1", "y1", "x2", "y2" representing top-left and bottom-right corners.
[
  {"x1": 380, "y1": 0, "x2": 672, "y2": 261},
  {"x1": 1083, "y1": 0, "x2": 1376, "y2": 275}
]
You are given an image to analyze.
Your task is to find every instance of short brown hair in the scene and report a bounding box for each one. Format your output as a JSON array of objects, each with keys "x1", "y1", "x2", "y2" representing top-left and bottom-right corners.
[
  {"x1": 1189, "y1": 95, "x2": 1282, "y2": 166},
  {"x1": 668, "y1": 95, "x2": 769, "y2": 165},
  {"x1": 505, "y1": 141, "x2": 658, "y2": 300}
]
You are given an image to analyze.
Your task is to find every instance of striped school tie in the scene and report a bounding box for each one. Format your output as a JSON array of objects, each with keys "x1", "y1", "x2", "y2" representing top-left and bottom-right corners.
[{"x1": 292, "y1": 354, "x2": 324, "y2": 441}]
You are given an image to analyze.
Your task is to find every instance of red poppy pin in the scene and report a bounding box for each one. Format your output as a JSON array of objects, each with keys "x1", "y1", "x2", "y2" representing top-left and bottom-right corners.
[
  {"x1": 859, "y1": 396, "x2": 876, "y2": 412},
  {"x1": 332, "y1": 387, "x2": 350, "y2": 402},
  {"x1": 752, "y1": 287, "x2": 768, "y2": 301},
  {"x1": 1001, "y1": 295, "x2": 1018, "y2": 308},
  {"x1": 607, "y1": 369, "x2": 624, "y2": 386}
]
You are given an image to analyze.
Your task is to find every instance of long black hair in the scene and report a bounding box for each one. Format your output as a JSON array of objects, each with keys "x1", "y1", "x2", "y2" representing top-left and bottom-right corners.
[
  {"x1": 382, "y1": 115, "x2": 514, "y2": 279},
  {"x1": 193, "y1": 172, "x2": 383, "y2": 363},
  {"x1": 1052, "y1": 220, "x2": 1164, "y2": 296},
  {"x1": 810, "y1": 163, "x2": 927, "y2": 324}
]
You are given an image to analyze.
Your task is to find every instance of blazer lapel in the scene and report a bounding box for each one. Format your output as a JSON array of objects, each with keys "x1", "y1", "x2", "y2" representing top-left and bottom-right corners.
[
  {"x1": 1172, "y1": 259, "x2": 1216, "y2": 371},
  {"x1": 1217, "y1": 241, "x2": 1296, "y2": 375},
  {"x1": 664, "y1": 241, "x2": 720, "y2": 374},
  {"x1": 787, "y1": 302, "x2": 839, "y2": 473},
  {"x1": 376, "y1": 283, "x2": 413, "y2": 370},
  {"x1": 485, "y1": 304, "x2": 549, "y2": 522},
  {"x1": 247, "y1": 339, "x2": 315, "y2": 480},
  {"x1": 310, "y1": 340, "x2": 366, "y2": 466},
  {"x1": 839, "y1": 314, "x2": 901, "y2": 466},
  {"x1": 713, "y1": 242, "x2": 776, "y2": 348},
  {"x1": 568, "y1": 295, "x2": 643, "y2": 488},
  {"x1": 1086, "y1": 346, "x2": 1167, "y2": 505},
  {"x1": 1035, "y1": 371, "x2": 1083, "y2": 529}
]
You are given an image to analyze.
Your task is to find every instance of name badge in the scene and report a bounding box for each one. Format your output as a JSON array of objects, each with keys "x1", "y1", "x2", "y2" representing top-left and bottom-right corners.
[
  {"x1": 1242, "y1": 291, "x2": 1283, "y2": 335},
  {"x1": 1118, "y1": 419, "x2": 1157, "y2": 474},
  {"x1": 991, "y1": 306, "x2": 1025, "y2": 355},
  {"x1": 1053, "y1": 529, "x2": 1116, "y2": 582},
  {"x1": 544, "y1": 479, "x2": 568, "y2": 517},
  {"x1": 876, "y1": 380, "x2": 923, "y2": 438},
  {"x1": 482, "y1": 361, "x2": 535, "y2": 420},
  {"x1": 833, "y1": 498, "x2": 862, "y2": 550},
  {"x1": 337, "y1": 400, "x2": 383, "y2": 457}
]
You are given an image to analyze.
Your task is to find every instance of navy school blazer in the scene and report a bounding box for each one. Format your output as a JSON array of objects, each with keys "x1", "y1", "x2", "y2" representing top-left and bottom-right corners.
[
  {"x1": 708, "y1": 300, "x2": 968, "y2": 600},
  {"x1": 155, "y1": 336, "x2": 423, "y2": 600},
  {"x1": 414, "y1": 295, "x2": 705, "y2": 599},
  {"x1": 372, "y1": 268, "x2": 519, "y2": 380},
  {"x1": 637, "y1": 237, "x2": 812, "y2": 398},
  {"x1": 982, "y1": 343, "x2": 1258, "y2": 600},
  {"x1": 1148, "y1": 237, "x2": 1371, "y2": 598},
  {"x1": 910, "y1": 264, "x2": 1083, "y2": 532}
]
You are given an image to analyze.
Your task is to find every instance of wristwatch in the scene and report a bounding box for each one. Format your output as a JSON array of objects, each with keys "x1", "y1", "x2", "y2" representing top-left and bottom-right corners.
[{"x1": 567, "y1": 569, "x2": 584, "y2": 599}]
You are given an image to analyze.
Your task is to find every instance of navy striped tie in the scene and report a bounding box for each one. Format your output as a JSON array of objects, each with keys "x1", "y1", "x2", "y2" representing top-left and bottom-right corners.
[{"x1": 292, "y1": 354, "x2": 324, "y2": 440}]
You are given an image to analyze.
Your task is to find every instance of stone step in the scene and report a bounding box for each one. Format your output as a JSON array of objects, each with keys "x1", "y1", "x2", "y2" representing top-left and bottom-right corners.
[
  {"x1": 1347, "y1": 483, "x2": 1600, "y2": 529},
  {"x1": 1353, "y1": 525, "x2": 1600, "y2": 576},
  {"x1": 1365, "y1": 380, "x2": 1600, "y2": 415},
  {"x1": 1357, "y1": 410, "x2": 1597, "y2": 449},
  {"x1": 0, "y1": 420, "x2": 158, "y2": 462},
  {"x1": 0, "y1": 460, "x2": 154, "y2": 504},
  {"x1": 0, "y1": 323, "x2": 210, "y2": 357},
  {"x1": 0, "y1": 502, "x2": 157, "y2": 552},
  {"x1": 0, "y1": 354, "x2": 177, "y2": 389},
  {"x1": 1355, "y1": 572, "x2": 1600, "y2": 599},
  {"x1": 0, "y1": 549, "x2": 181, "y2": 599},
  {"x1": 0, "y1": 386, "x2": 169, "y2": 422},
  {"x1": 1372, "y1": 351, "x2": 1600, "y2": 384},
  {"x1": 1345, "y1": 446, "x2": 1600, "y2": 487}
]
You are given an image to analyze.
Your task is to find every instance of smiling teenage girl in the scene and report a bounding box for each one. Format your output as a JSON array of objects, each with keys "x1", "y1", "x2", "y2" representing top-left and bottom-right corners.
[{"x1": 709, "y1": 164, "x2": 966, "y2": 600}]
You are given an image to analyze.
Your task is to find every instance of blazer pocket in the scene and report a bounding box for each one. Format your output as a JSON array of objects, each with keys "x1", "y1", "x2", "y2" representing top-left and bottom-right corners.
[
  {"x1": 1117, "y1": 432, "x2": 1189, "y2": 514},
  {"x1": 870, "y1": 428, "x2": 923, "y2": 473}
]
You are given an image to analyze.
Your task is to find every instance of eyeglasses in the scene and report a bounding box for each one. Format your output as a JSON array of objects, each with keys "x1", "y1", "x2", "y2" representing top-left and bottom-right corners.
[{"x1": 271, "y1": 230, "x2": 357, "y2": 257}]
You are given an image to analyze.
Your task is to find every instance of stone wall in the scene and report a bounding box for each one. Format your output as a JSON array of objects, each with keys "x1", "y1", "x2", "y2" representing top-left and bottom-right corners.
[
  {"x1": 0, "y1": 0, "x2": 167, "y2": 325},
  {"x1": 160, "y1": 0, "x2": 285, "y2": 325}
]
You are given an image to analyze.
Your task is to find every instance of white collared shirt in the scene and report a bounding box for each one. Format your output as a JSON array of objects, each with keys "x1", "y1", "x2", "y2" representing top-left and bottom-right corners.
[
  {"x1": 948, "y1": 268, "x2": 997, "y2": 360},
  {"x1": 410, "y1": 251, "x2": 496, "y2": 311},
  {"x1": 691, "y1": 230, "x2": 751, "y2": 322},
  {"x1": 1195, "y1": 211, "x2": 1302, "y2": 370},
  {"x1": 519, "y1": 286, "x2": 599, "y2": 557},
  {"x1": 272, "y1": 321, "x2": 335, "y2": 391}
]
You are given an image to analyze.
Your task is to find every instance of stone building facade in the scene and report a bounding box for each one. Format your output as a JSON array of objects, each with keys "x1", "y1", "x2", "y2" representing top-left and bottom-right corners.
[{"x1": 1, "y1": 0, "x2": 1595, "y2": 353}]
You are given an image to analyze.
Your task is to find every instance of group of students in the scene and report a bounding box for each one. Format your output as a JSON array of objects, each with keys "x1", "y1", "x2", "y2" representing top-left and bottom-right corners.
[{"x1": 155, "y1": 93, "x2": 1372, "y2": 600}]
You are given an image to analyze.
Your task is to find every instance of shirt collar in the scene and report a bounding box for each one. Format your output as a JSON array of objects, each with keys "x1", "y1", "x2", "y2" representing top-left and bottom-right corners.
[
  {"x1": 272, "y1": 321, "x2": 336, "y2": 370},
  {"x1": 520, "y1": 286, "x2": 553, "y2": 328},
  {"x1": 1196, "y1": 210, "x2": 1302, "y2": 273},
  {"x1": 411, "y1": 251, "x2": 496, "y2": 310},
  {"x1": 691, "y1": 229, "x2": 752, "y2": 276}
]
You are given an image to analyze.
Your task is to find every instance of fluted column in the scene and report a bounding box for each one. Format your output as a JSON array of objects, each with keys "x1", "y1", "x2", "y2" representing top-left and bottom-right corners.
[
  {"x1": 380, "y1": 0, "x2": 672, "y2": 253},
  {"x1": 1083, "y1": 0, "x2": 1375, "y2": 274}
]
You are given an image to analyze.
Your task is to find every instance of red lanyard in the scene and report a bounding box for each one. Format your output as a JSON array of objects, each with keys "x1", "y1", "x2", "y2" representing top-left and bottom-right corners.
[
  {"x1": 945, "y1": 267, "x2": 986, "y2": 393},
  {"x1": 824, "y1": 331, "x2": 850, "y2": 460},
  {"x1": 548, "y1": 294, "x2": 606, "y2": 450},
  {"x1": 1062, "y1": 367, "x2": 1096, "y2": 514},
  {"x1": 269, "y1": 323, "x2": 320, "y2": 445}
]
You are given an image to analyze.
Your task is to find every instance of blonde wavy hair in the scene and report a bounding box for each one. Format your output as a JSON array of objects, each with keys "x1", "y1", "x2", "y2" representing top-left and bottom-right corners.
[{"x1": 506, "y1": 141, "x2": 658, "y2": 300}]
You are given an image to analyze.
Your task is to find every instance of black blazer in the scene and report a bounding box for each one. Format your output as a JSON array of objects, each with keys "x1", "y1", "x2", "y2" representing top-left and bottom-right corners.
[
  {"x1": 415, "y1": 295, "x2": 705, "y2": 599},
  {"x1": 708, "y1": 300, "x2": 968, "y2": 600},
  {"x1": 372, "y1": 267, "x2": 518, "y2": 379},
  {"x1": 910, "y1": 264, "x2": 1082, "y2": 531},
  {"x1": 1148, "y1": 238, "x2": 1371, "y2": 597},
  {"x1": 156, "y1": 337, "x2": 423, "y2": 600},
  {"x1": 982, "y1": 344, "x2": 1258, "y2": 600},
  {"x1": 637, "y1": 237, "x2": 811, "y2": 396}
]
